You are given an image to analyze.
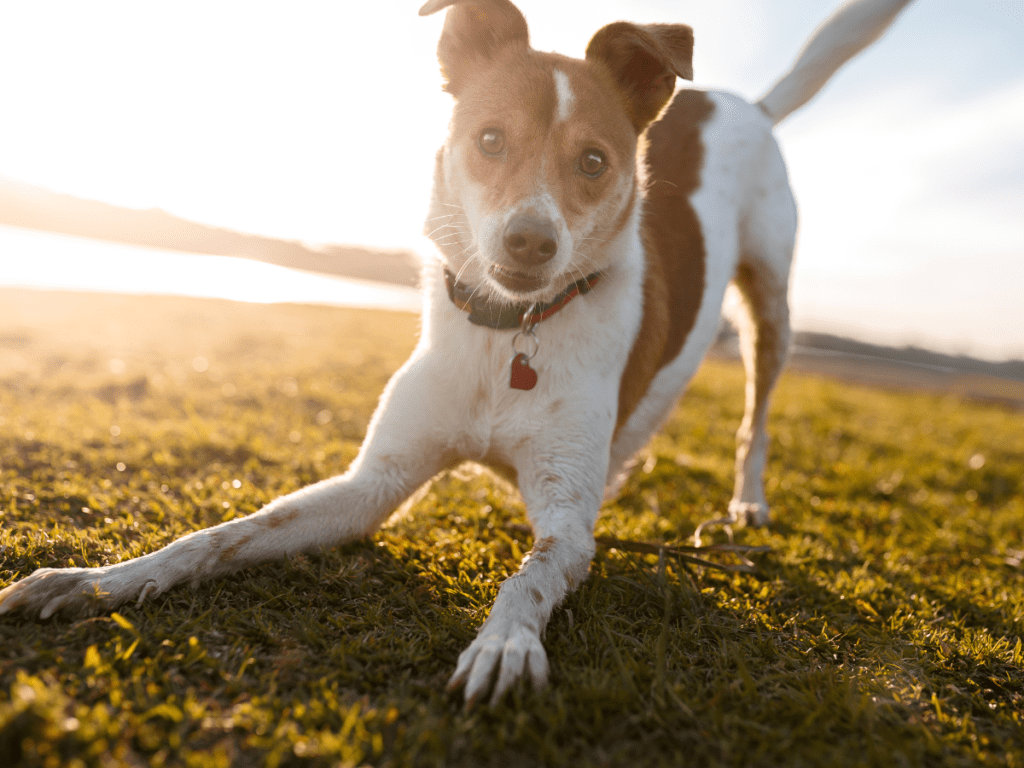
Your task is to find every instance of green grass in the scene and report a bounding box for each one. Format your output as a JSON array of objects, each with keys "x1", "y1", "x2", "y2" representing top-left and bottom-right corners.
[{"x1": 1, "y1": 288, "x2": 1022, "y2": 768}]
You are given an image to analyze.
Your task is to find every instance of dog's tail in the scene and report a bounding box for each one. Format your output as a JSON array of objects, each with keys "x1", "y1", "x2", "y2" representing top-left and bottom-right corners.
[{"x1": 756, "y1": 0, "x2": 914, "y2": 125}]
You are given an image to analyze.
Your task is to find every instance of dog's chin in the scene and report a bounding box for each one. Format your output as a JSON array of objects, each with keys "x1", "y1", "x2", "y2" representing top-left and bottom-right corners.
[{"x1": 487, "y1": 264, "x2": 549, "y2": 298}]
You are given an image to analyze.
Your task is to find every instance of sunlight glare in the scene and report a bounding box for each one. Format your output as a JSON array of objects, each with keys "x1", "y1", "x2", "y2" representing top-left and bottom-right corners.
[{"x1": 0, "y1": 1, "x2": 452, "y2": 248}]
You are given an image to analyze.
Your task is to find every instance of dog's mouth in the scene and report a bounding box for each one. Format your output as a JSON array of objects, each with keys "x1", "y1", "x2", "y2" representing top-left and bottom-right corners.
[{"x1": 487, "y1": 263, "x2": 548, "y2": 295}]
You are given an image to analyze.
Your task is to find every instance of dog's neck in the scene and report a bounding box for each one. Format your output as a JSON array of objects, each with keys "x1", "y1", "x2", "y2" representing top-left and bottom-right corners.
[{"x1": 442, "y1": 268, "x2": 603, "y2": 330}]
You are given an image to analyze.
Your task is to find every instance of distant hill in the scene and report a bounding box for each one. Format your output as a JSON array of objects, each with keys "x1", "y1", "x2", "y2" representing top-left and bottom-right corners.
[
  {"x1": 2, "y1": 173, "x2": 1021, "y2": 390},
  {"x1": 0, "y1": 174, "x2": 420, "y2": 287},
  {"x1": 714, "y1": 326, "x2": 1023, "y2": 383},
  {"x1": 710, "y1": 326, "x2": 1024, "y2": 409},
  {"x1": 791, "y1": 331, "x2": 1024, "y2": 383}
]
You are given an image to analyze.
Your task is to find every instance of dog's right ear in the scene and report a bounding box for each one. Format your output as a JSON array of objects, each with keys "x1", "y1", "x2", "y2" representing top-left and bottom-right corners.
[{"x1": 419, "y1": 0, "x2": 530, "y2": 96}]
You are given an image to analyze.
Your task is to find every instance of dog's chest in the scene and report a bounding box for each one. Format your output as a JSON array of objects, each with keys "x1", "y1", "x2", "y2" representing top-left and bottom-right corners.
[{"x1": 429, "y1": 281, "x2": 638, "y2": 466}]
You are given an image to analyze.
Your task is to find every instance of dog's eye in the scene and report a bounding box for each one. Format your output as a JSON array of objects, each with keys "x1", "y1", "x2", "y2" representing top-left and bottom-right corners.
[
  {"x1": 478, "y1": 128, "x2": 505, "y2": 156},
  {"x1": 578, "y1": 149, "x2": 607, "y2": 178}
]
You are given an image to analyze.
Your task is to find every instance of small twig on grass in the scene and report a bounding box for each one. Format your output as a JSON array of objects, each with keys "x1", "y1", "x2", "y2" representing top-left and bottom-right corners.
[
  {"x1": 505, "y1": 523, "x2": 770, "y2": 574},
  {"x1": 594, "y1": 535, "x2": 769, "y2": 573}
]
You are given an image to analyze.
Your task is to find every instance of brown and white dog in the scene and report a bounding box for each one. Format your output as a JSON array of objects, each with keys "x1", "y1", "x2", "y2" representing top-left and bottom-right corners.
[{"x1": 0, "y1": 0, "x2": 914, "y2": 706}]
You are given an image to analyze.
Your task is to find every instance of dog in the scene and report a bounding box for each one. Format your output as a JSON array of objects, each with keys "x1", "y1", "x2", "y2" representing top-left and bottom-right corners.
[{"x1": 0, "y1": 0, "x2": 914, "y2": 707}]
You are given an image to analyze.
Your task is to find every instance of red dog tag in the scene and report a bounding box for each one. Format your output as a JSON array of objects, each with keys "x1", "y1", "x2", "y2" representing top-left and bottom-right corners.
[{"x1": 510, "y1": 353, "x2": 538, "y2": 390}]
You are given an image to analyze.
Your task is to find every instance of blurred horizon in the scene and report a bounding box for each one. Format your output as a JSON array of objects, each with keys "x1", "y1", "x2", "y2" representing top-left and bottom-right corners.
[
  {"x1": 0, "y1": 1, "x2": 1022, "y2": 360},
  {"x1": 0, "y1": 223, "x2": 421, "y2": 313}
]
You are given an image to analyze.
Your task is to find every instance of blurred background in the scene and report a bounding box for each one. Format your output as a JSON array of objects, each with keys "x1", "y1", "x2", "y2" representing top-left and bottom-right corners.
[{"x1": 1, "y1": 0, "x2": 1021, "y2": 361}]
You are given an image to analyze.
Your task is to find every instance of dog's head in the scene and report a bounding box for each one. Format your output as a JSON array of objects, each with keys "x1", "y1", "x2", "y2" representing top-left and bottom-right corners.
[{"x1": 420, "y1": 0, "x2": 693, "y2": 303}]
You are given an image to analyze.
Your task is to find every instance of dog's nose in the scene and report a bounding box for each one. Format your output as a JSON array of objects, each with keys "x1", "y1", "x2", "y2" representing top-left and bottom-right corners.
[{"x1": 503, "y1": 214, "x2": 558, "y2": 266}]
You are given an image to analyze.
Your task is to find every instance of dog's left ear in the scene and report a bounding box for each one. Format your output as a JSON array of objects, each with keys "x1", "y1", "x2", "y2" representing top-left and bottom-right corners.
[
  {"x1": 585, "y1": 22, "x2": 694, "y2": 132},
  {"x1": 419, "y1": 0, "x2": 530, "y2": 96}
]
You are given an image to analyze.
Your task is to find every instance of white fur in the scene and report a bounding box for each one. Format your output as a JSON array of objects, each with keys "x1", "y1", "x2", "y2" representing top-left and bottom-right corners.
[
  {"x1": 0, "y1": 0, "x2": 908, "y2": 709},
  {"x1": 553, "y1": 69, "x2": 575, "y2": 122}
]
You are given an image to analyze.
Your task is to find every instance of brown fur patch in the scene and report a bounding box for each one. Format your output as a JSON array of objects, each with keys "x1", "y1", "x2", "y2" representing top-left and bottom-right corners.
[
  {"x1": 532, "y1": 536, "x2": 556, "y2": 554},
  {"x1": 471, "y1": 382, "x2": 488, "y2": 415},
  {"x1": 431, "y1": 0, "x2": 530, "y2": 98},
  {"x1": 616, "y1": 91, "x2": 715, "y2": 430},
  {"x1": 260, "y1": 509, "x2": 299, "y2": 530},
  {"x1": 585, "y1": 22, "x2": 694, "y2": 131},
  {"x1": 531, "y1": 588, "x2": 544, "y2": 605},
  {"x1": 217, "y1": 534, "x2": 253, "y2": 564}
]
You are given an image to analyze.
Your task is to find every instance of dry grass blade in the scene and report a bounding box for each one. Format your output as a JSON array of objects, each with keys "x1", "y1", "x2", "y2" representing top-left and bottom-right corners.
[
  {"x1": 594, "y1": 535, "x2": 769, "y2": 573},
  {"x1": 507, "y1": 523, "x2": 769, "y2": 573}
]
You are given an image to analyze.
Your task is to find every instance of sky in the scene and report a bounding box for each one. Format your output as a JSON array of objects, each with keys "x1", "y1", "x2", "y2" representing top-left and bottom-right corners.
[{"x1": 0, "y1": 1, "x2": 1021, "y2": 360}]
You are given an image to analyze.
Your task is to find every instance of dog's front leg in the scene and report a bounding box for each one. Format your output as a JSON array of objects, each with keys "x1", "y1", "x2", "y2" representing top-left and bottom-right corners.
[
  {"x1": 0, "y1": 355, "x2": 451, "y2": 619},
  {"x1": 447, "y1": 432, "x2": 607, "y2": 707}
]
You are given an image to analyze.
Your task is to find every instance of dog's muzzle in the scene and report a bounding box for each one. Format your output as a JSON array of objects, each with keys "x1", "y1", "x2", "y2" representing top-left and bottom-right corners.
[{"x1": 489, "y1": 213, "x2": 559, "y2": 293}]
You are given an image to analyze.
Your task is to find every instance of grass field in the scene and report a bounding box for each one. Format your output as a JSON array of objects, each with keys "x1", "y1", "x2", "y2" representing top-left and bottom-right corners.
[{"x1": 1, "y1": 288, "x2": 1022, "y2": 768}]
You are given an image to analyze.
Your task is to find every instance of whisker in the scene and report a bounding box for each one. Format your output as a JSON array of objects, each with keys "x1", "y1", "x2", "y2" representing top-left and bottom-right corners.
[
  {"x1": 426, "y1": 227, "x2": 466, "y2": 240},
  {"x1": 572, "y1": 252, "x2": 602, "y2": 273},
  {"x1": 454, "y1": 252, "x2": 481, "y2": 285},
  {"x1": 424, "y1": 218, "x2": 468, "y2": 236},
  {"x1": 424, "y1": 211, "x2": 467, "y2": 223},
  {"x1": 431, "y1": 233, "x2": 467, "y2": 244},
  {"x1": 423, "y1": 217, "x2": 467, "y2": 229},
  {"x1": 426, "y1": 224, "x2": 468, "y2": 237},
  {"x1": 453, "y1": 244, "x2": 476, "y2": 261}
]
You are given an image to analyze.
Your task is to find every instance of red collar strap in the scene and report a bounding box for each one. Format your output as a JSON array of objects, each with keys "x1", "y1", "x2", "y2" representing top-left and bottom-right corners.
[{"x1": 443, "y1": 268, "x2": 602, "y2": 330}]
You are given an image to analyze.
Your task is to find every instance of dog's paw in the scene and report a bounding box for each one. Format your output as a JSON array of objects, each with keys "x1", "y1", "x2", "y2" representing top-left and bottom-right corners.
[
  {"x1": 0, "y1": 566, "x2": 145, "y2": 620},
  {"x1": 728, "y1": 500, "x2": 770, "y2": 528},
  {"x1": 446, "y1": 622, "x2": 549, "y2": 708}
]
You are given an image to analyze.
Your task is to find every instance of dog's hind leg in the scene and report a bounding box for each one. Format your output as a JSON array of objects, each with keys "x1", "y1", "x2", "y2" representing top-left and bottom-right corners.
[
  {"x1": 725, "y1": 261, "x2": 791, "y2": 527},
  {"x1": 724, "y1": 152, "x2": 796, "y2": 527}
]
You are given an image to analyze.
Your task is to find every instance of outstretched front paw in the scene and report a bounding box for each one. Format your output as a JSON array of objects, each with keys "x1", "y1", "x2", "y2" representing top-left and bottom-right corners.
[
  {"x1": 0, "y1": 566, "x2": 145, "y2": 620},
  {"x1": 446, "y1": 621, "x2": 549, "y2": 708}
]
